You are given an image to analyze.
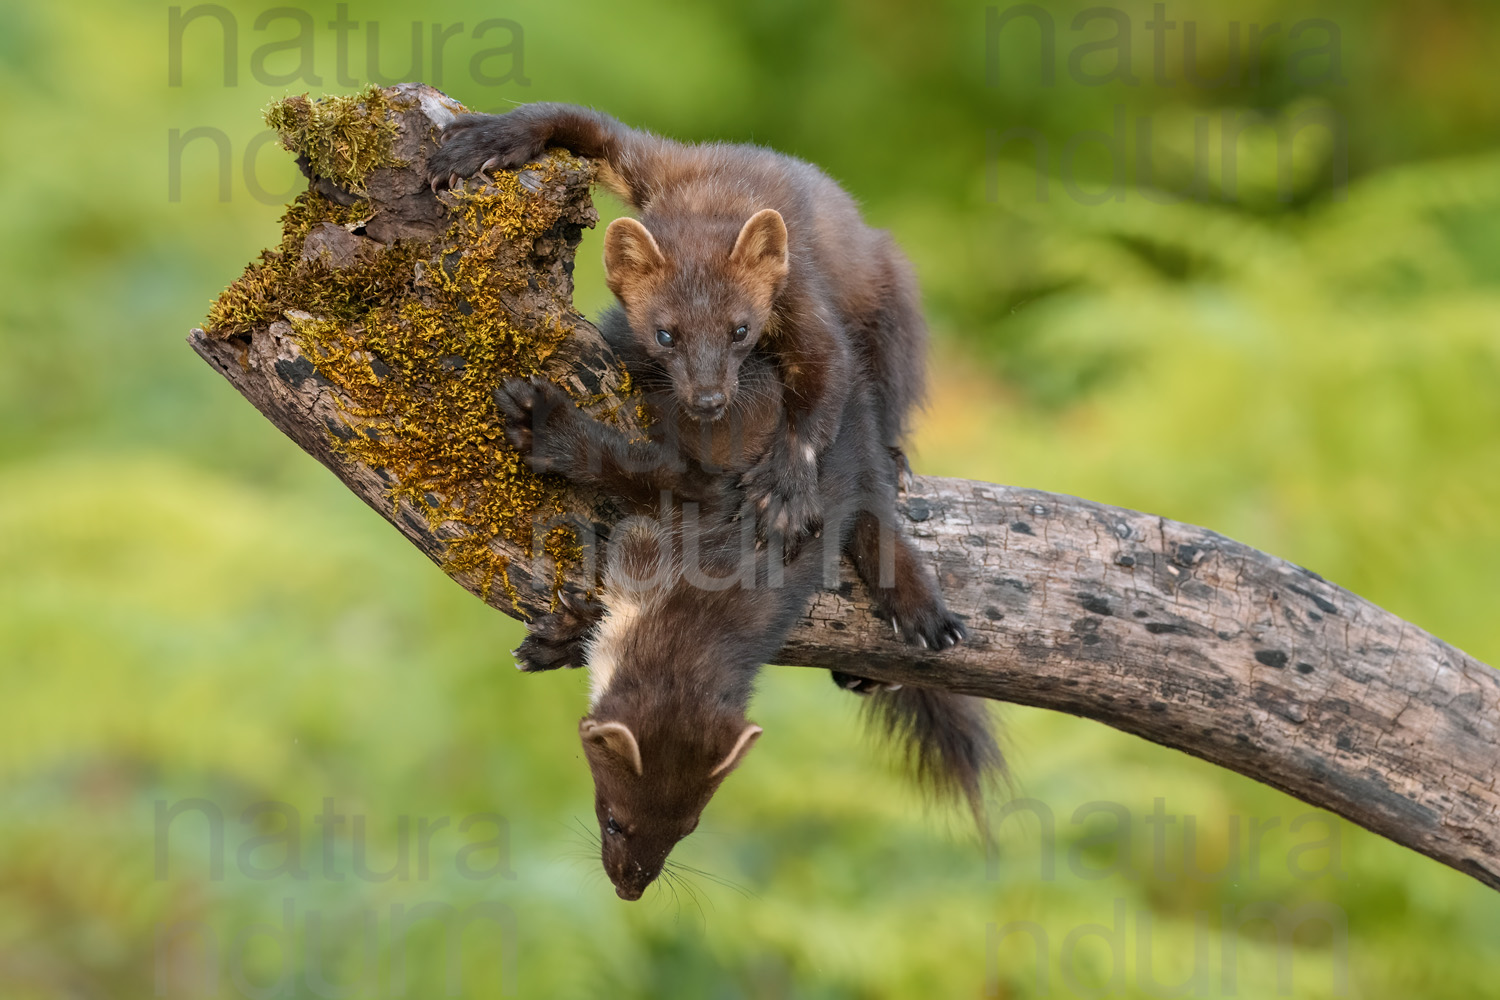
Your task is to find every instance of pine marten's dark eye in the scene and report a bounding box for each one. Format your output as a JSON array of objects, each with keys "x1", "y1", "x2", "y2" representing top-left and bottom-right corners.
[
  {"x1": 656, "y1": 329, "x2": 674, "y2": 348},
  {"x1": 732, "y1": 325, "x2": 748, "y2": 343},
  {"x1": 606, "y1": 816, "x2": 622, "y2": 836}
]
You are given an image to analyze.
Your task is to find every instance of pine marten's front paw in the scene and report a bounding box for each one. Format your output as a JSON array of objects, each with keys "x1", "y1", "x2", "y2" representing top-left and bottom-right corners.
[
  {"x1": 493, "y1": 376, "x2": 582, "y2": 475},
  {"x1": 514, "y1": 586, "x2": 605, "y2": 672},
  {"x1": 739, "y1": 463, "x2": 824, "y2": 563},
  {"x1": 428, "y1": 112, "x2": 546, "y2": 191}
]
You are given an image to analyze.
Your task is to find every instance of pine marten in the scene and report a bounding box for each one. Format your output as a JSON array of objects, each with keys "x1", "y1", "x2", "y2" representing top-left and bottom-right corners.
[{"x1": 431, "y1": 104, "x2": 1003, "y2": 898}]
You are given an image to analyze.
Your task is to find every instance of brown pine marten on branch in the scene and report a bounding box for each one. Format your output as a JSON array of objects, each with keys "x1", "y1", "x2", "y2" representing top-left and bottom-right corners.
[
  {"x1": 431, "y1": 104, "x2": 1002, "y2": 898},
  {"x1": 431, "y1": 103, "x2": 930, "y2": 565}
]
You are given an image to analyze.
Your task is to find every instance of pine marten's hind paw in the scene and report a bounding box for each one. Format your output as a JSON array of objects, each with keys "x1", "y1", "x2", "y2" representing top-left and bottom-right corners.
[
  {"x1": 513, "y1": 587, "x2": 605, "y2": 672},
  {"x1": 874, "y1": 596, "x2": 968, "y2": 652},
  {"x1": 830, "y1": 671, "x2": 903, "y2": 694},
  {"x1": 428, "y1": 112, "x2": 547, "y2": 191}
]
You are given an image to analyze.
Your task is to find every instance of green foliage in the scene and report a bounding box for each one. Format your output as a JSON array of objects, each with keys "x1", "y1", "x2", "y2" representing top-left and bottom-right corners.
[{"x1": 4, "y1": 1, "x2": 1500, "y2": 997}]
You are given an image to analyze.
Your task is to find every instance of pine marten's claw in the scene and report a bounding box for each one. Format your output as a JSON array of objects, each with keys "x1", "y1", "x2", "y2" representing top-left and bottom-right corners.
[
  {"x1": 830, "y1": 671, "x2": 903, "y2": 694},
  {"x1": 889, "y1": 447, "x2": 915, "y2": 494},
  {"x1": 882, "y1": 603, "x2": 967, "y2": 652},
  {"x1": 493, "y1": 376, "x2": 582, "y2": 473},
  {"x1": 515, "y1": 591, "x2": 605, "y2": 672},
  {"x1": 492, "y1": 377, "x2": 537, "y2": 453},
  {"x1": 427, "y1": 111, "x2": 549, "y2": 190},
  {"x1": 557, "y1": 584, "x2": 601, "y2": 619}
]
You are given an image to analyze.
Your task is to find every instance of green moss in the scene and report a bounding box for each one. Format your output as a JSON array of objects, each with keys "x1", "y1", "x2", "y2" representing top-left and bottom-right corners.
[
  {"x1": 203, "y1": 194, "x2": 373, "y2": 339},
  {"x1": 204, "y1": 112, "x2": 596, "y2": 602},
  {"x1": 264, "y1": 86, "x2": 412, "y2": 194}
]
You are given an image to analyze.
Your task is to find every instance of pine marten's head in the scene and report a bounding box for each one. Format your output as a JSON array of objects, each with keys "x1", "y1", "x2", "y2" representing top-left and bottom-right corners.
[
  {"x1": 579, "y1": 713, "x2": 761, "y2": 900},
  {"x1": 602, "y1": 209, "x2": 789, "y2": 423},
  {"x1": 576, "y1": 518, "x2": 765, "y2": 900}
]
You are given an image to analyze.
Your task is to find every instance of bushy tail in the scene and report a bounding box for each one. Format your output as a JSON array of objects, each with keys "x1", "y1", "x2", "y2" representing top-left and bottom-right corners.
[{"x1": 863, "y1": 685, "x2": 1005, "y2": 832}]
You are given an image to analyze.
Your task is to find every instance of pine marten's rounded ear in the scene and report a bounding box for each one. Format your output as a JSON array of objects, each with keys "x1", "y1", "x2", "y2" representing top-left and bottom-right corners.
[
  {"x1": 729, "y1": 209, "x2": 789, "y2": 286},
  {"x1": 603, "y1": 218, "x2": 666, "y2": 296},
  {"x1": 709, "y1": 723, "x2": 763, "y2": 778},
  {"x1": 580, "y1": 719, "x2": 644, "y2": 775}
]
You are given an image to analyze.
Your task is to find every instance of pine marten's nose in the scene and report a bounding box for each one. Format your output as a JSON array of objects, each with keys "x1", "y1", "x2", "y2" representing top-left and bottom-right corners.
[{"x1": 692, "y1": 391, "x2": 727, "y2": 419}]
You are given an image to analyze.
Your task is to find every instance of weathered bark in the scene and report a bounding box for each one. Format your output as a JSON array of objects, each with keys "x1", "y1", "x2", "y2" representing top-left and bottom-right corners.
[{"x1": 190, "y1": 84, "x2": 1500, "y2": 893}]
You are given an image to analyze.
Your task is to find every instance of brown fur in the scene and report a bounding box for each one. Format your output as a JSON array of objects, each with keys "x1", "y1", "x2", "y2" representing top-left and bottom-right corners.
[
  {"x1": 442, "y1": 105, "x2": 1003, "y2": 899},
  {"x1": 568, "y1": 403, "x2": 869, "y2": 900}
]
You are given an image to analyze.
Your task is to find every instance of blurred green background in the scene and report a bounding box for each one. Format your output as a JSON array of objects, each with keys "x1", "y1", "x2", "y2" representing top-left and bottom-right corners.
[{"x1": 3, "y1": 0, "x2": 1499, "y2": 996}]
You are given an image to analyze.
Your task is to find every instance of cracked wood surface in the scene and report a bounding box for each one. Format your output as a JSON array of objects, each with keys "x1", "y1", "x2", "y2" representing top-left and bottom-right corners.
[
  {"x1": 189, "y1": 84, "x2": 1500, "y2": 893},
  {"x1": 783, "y1": 481, "x2": 1500, "y2": 892}
]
